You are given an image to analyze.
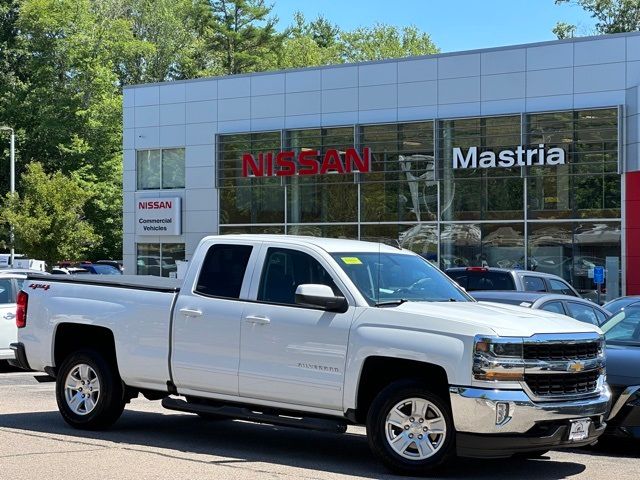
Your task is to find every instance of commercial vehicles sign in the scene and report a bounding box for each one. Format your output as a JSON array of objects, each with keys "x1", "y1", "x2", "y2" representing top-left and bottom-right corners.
[
  {"x1": 242, "y1": 147, "x2": 371, "y2": 177},
  {"x1": 136, "y1": 197, "x2": 181, "y2": 235},
  {"x1": 452, "y1": 144, "x2": 566, "y2": 169}
]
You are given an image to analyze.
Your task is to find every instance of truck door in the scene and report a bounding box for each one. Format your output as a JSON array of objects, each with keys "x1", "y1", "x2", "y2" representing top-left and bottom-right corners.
[
  {"x1": 239, "y1": 245, "x2": 355, "y2": 411},
  {"x1": 171, "y1": 241, "x2": 260, "y2": 397}
]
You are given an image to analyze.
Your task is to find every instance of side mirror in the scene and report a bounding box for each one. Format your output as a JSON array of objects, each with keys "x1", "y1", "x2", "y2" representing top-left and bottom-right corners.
[{"x1": 295, "y1": 284, "x2": 348, "y2": 313}]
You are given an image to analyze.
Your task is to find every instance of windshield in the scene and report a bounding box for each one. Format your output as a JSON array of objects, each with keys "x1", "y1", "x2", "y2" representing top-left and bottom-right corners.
[
  {"x1": 90, "y1": 264, "x2": 122, "y2": 275},
  {"x1": 602, "y1": 305, "x2": 640, "y2": 346},
  {"x1": 331, "y1": 252, "x2": 472, "y2": 305}
]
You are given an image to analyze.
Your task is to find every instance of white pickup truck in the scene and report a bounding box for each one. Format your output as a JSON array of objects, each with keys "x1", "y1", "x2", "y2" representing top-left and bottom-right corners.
[{"x1": 11, "y1": 235, "x2": 611, "y2": 475}]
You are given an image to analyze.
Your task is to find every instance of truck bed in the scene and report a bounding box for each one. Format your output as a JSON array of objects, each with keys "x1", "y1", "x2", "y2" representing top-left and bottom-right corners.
[{"x1": 27, "y1": 273, "x2": 181, "y2": 292}]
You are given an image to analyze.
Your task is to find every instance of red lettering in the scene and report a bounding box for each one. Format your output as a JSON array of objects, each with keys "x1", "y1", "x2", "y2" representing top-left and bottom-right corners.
[
  {"x1": 242, "y1": 153, "x2": 263, "y2": 177},
  {"x1": 263, "y1": 153, "x2": 274, "y2": 177},
  {"x1": 240, "y1": 148, "x2": 370, "y2": 177},
  {"x1": 298, "y1": 150, "x2": 320, "y2": 175},
  {"x1": 345, "y1": 147, "x2": 370, "y2": 173},
  {"x1": 276, "y1": 151, "x2": 295, "y2": 176},
  {"x1": 320, "y1": 149, "x2": 345, "y2": 174}
]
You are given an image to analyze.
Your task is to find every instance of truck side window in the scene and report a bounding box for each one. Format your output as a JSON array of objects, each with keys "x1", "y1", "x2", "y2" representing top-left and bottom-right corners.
[
  {"x1": 523, "y1": 276, "x2": 546, "y2": 292},
  {"x1": 0, "y1": 278, "x2": 12, "y2": 304},
  {"x1": 195, "y1": 244, "x2": 253, "y2": 299},
  {"x1": 258, "y1": 248, "x2": 340, "y2": 305},
  {"x1": 547, "y1": 278, "x2": 577, "y2": 297}
]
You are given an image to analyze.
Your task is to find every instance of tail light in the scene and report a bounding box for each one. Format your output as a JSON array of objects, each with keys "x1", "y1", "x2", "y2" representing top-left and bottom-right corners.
[
  {"x1": 466, "y1": 267, "x2": 488, "y2": 272},
  {"x1": 16, "y1": 290, "x2": 28, "y2": 328}
]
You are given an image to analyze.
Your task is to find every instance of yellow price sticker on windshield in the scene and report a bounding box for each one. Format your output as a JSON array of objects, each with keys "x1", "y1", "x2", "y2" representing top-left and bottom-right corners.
[{"x1": 341, "y1": 257, "x2": 362, "y2": 265}]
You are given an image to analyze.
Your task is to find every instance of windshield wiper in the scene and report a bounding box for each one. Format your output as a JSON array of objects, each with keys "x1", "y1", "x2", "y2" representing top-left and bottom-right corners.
[{"x1": 375, "y1": 298, "x2": 409, "y2": 307}]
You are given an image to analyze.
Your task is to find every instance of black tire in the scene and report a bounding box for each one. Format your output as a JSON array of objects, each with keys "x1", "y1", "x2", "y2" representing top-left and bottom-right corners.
[
  {"x1": 366, "y1": 379, "x2": 456, "y2": 476},
  {"x1": 55, "y1": 349, "x2": 126, "y2": 430}
]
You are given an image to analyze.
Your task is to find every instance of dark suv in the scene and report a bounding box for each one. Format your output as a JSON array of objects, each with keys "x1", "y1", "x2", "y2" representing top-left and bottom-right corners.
[{"x1": 445, "y1": 267, "x2": 580, "y2": 297}]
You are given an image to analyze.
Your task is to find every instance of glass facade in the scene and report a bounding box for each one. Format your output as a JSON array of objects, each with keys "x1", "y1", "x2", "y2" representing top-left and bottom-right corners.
[
  {"x1": 137, "y1": 243, "x2": 186, "y2": 277},
  {"x1": 217, "y1": 107, "x2": 621, "y2": 298}
]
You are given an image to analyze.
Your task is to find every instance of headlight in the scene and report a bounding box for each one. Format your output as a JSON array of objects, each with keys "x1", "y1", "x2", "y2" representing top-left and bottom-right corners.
[{"x1": 473, "y1": 336, "x2": 525, "y2": 382}]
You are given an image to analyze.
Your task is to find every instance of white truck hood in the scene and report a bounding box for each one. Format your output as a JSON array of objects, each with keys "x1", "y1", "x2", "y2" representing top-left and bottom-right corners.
[{"x1": 391, "y1": 300, "x2": 602, "y2": 338}]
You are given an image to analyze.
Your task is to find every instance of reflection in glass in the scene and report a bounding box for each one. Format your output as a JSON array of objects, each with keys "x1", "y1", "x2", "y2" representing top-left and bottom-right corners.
[
  {"x1": 288, "y1": 224, "x2": 357, "y2": 239},
  {"x1": 162, "y1": 149, "x2": 186, "y2": 189},
  {"x1": 137, "y1": 150, "x2": 161, "y2": 190},
  {"x1": 440, "y1": 223, "x2": 525, "y2": 269},
  {"x1": 361, "y1": 224, "x2": 438, "y2": 263}
]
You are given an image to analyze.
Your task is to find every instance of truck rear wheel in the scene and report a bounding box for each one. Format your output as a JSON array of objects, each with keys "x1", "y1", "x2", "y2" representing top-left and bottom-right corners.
[
  {"x1": 366, "y1": 380, "x2": 455, "y2": 475},
  {"x1": 56, "y1": 350, "x2": 125, "y2": 430}
]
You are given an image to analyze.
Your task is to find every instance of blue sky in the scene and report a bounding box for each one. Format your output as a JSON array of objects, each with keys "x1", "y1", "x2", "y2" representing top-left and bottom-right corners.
[{"x1": 271, "y1": 0, "x2": 597, "y2": 53}]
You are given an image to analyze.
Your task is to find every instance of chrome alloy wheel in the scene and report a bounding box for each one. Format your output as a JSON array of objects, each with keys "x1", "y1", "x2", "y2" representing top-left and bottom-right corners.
[
  {"x1": 64, "y1": 363, "x2": 101, "y2": 416},
  {"x1": 384, "y1": 397, "x2": 447, "y2": 460}
]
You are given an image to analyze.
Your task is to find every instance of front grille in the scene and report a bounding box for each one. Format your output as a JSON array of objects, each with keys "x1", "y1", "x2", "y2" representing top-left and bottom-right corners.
[
  {"x1": 523, "y1": 342, "x2": 600, "y2": 361},
  {"x1": 525, "y1": 370, "x2": 600, "y2": 397}
]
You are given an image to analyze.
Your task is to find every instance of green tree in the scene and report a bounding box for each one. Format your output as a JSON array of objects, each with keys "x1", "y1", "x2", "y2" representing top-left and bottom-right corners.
[
  {"x1": 0, "y1": 162, "x2": 99, "y2": 268},
  {"x1": 339, "y1": 24, "x2": 439, "y2": 62},
  {"x1": 207, "y1": 0, "x2": 283, "y2": 74},
  {"x1": 553, "y1": 0, "x2": 640, "y2": 37}
]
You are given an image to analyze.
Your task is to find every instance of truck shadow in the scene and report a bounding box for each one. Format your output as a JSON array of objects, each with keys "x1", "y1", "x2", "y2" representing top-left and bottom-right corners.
[{"x1": 0, "y1": 409, "x2": 591, "y2": 479}]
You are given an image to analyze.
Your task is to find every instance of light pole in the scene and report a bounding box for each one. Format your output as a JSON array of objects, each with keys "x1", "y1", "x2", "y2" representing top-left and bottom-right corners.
[{"x1": 0, "y1": 126, "x2": 15, "y2": 267}]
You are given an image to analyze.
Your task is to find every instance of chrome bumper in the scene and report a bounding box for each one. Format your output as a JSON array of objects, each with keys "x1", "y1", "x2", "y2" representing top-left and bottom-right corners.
[{"x1": 449, "y1": 385, "x2": 611, "y2": 434}]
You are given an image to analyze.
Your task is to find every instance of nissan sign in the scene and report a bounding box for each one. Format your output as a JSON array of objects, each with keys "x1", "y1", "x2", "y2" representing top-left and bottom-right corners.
[
  {"x1": 452, "y1": 144, "x2": 566, "y2": 169},
  {"x1": 242, "y1": 148, "x2": 371, "y2": 177},
  {"x1": 136, "y1": 197, "x2": 181, "y2": 235}
]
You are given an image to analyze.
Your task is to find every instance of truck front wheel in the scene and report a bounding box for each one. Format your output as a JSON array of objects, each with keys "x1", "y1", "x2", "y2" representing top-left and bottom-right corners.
[
  {"x1": 56, "y1": 350, "x2": 126, "y2": 430},
  {"x1": 366, "y1": 380, "x2": 455, "y2": 475}
]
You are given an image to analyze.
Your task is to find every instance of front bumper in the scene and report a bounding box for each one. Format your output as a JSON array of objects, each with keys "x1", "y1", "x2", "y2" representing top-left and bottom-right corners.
[
  {"x1": 8, "y1": 342, "x2": 30, "y2": 370},
  {"x1": 450, "y1": 385, "x2": 611, "y2": 458}
]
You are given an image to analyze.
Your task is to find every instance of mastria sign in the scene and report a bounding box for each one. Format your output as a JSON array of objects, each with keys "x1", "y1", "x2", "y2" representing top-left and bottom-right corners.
[
  {"x1": 453, "y1": 144, "x2": 566, "y2": 169},
  {"x1": 242, "y1": 147, "x2": 371, "y2": 177}
]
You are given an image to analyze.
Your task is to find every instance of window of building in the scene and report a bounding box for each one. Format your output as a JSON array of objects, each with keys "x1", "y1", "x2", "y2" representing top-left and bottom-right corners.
[
  {"x1": 137, "y1": 243, "x2": 185, "y2": 277},
  {"x1": 195, "y1": 244, "x2": 253, "y2": 298},
  {"x1": 136, "y1": 148, "x2": 185, "y2": 190}
]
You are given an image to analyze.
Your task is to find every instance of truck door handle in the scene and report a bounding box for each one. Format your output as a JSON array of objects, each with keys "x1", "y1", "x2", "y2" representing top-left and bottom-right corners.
[
  {"x1": 4, "y1": 312, "x2": 15, "y2": 320},
  {"x1": 245, "y1": 315, "x2": 271, "y2": 325},
  {"x1": 179, "y1": 307, "x2": 203, "y2": 318}
]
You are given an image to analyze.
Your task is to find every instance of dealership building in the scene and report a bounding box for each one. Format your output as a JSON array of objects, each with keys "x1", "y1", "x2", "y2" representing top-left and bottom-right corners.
[{"x1": 122, "y1": 31, "x2": 640, "y2": 299}]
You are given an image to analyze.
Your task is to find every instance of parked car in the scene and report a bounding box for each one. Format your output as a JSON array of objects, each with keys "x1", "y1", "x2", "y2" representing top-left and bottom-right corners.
[
  {"x1": 11, "y1": 235, "x2": 611, "y2": 475},
  {"x1": 470, "y1": 291, "x2": 611, "y2": 326},
  {"x1": 0, "y1": 273, "x2": 26, "y2": 364},
  {"x1": 604, "y1": 296, "x2": 640, "y2": 315},
  {"x1": 95, "y1": 260, "x2": 124, "y2": 273},
  {"x1": 51, "y1": 267, "x2": 91, "y2": 275},
  {"x1": 445, "y1": 267, "x2": 581, "y2": 297},
  {"x1": 80, "y1": 264, "x2": 122, "y2": 275},
  {"x1": 600, "y1": 306, "x2": 640, "y2": 440}
]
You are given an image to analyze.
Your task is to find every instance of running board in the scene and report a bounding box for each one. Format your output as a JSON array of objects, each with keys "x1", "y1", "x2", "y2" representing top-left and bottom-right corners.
[{"x1": 161, "y1": 397, "x2": 348, "y2": 433}]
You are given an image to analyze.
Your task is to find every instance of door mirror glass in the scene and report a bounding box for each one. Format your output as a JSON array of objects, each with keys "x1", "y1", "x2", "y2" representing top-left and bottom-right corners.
[{"x1": 295, "y1": 284, "x2": 348, "y2": 313}]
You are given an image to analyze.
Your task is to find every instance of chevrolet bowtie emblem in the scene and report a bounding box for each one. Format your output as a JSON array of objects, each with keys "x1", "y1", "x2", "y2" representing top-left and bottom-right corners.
[{"x1": 568, "y1": 361, "x2": 585, "y2": 373}]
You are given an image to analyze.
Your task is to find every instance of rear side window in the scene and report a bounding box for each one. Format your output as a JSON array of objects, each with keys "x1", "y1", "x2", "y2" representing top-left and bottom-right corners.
[
  {"x1": 540, "y1": 301, "x2": 566, "y2": 315},
  {"x1": 523, "y1": 276, "x2": 546, "y2": 292},
  {"x1": 565, "y1": 302, "x2": 599, "y2": 326},
  {"x1": 448, "y1": 271, "x2": 515, "y2": 291},
  {"x1": 0, "y1": 278, "x2": 13, "y2": 304},
  {"x1": 547, "y1": 278, "x2": 577, "y2": 296},
  {"x1": 195, "y1": 244, "x2": 253, "y2": 299}
]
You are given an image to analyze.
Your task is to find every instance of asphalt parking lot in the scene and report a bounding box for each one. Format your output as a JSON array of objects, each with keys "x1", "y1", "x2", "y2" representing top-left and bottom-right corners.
[{"x1": 0, "y1": 365, "x2": 638, "y2": 480}]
